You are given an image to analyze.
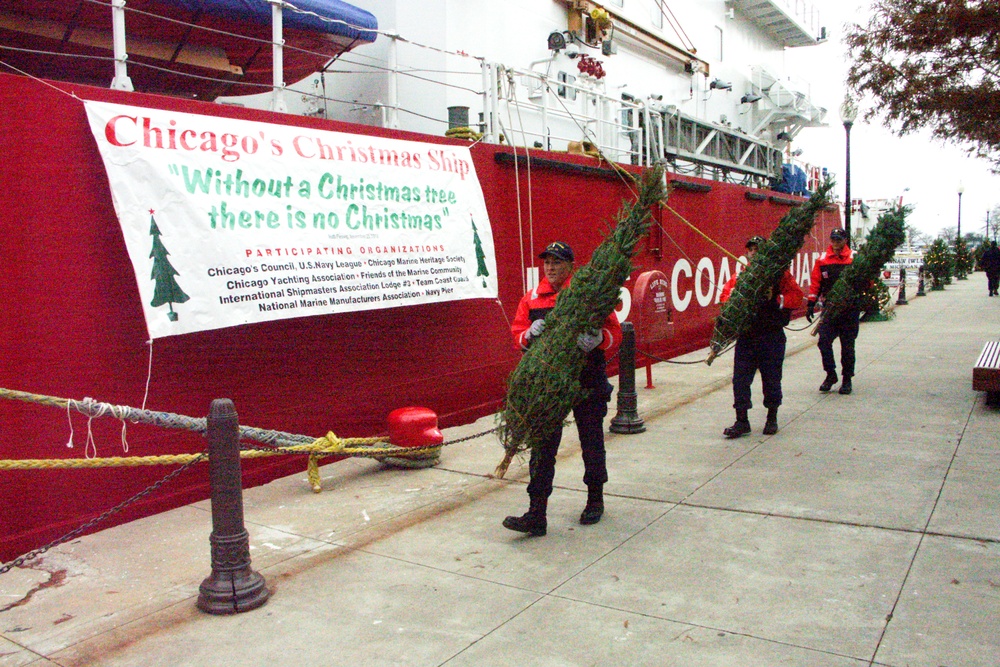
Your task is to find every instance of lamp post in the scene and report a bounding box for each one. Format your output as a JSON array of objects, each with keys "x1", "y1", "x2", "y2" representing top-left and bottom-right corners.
[
  {"x1": 956, "y1": 182, "x2": 964, "y2": 242},
  {"x1": 840, "y1": 96, "x2": 859, "y2": 244}
]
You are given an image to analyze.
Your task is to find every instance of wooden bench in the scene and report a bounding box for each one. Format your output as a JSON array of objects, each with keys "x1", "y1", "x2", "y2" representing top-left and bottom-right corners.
[{"x1": 973, "y1": 341, "x2": 1000, "y2": 406}]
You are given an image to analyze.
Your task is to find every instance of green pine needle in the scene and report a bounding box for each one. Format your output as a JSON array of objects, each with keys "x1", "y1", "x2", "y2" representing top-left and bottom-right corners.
[
  {"x1": 495, "y1": 167, "x2": 665, "y2": 464},
  {"x1": 708, "y1": 179, "x2": 835, "y2": 363},
  {"x1": 819, "y1": 204, "x2": 910, "y2": 323}
]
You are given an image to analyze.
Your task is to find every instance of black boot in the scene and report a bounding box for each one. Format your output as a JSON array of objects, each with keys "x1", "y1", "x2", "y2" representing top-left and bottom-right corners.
[
  {"x1": 819, "y1": 372, "x2": 838, "y2": 392},
  {"x1": 503, "y1": 497, "x2": 547, "y2": 536},
  {"x1": 723, "y1": 410, "x2": 751, "y2": 438},
  {"x1": 580, "y1": 485, "x2": 604, "y2": 525},
  {"x1": 763, "y1": 407, "x2": 779, "y2": 435},
  {"x1": 839, "y1": 376, "x2": 853, "y2": 395}
]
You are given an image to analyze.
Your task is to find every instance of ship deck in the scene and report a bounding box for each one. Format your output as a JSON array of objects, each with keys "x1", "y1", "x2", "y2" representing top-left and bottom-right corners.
[{"x1": 3, "y1": 274, "x2": 998, "y2": 666}]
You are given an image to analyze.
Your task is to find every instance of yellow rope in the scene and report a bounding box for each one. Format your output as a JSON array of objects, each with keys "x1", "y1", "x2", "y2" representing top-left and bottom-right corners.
[{"x1": 0, "y1": 432, "x2": 440, "y2": 470}]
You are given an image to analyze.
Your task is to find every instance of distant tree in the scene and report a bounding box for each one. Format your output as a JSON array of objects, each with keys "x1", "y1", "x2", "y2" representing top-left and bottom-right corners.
[
  {"x1": 906, "y1": 224, "x2": 932, "y2": 247},
  {"x1": 938, "y1": 226, "x2": 957, "y2": 245},
  {"x1": 846, "y1": 0, "x2": 1000, "y2": 170}
]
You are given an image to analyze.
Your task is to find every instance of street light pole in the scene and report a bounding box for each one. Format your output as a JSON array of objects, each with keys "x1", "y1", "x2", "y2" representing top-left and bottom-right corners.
[
  {"x1": 957, "y1": 182, "x2": 966, "y2": 279},
  {"x1": 840, "y1": 96, "x2": 859, "y2": 244},
  {"x1": 957, "y1": 182, "x2": 964, "y2": 242}
]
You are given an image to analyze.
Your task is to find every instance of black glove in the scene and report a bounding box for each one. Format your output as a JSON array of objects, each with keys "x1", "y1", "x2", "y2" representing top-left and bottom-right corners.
[{"x1": 806, "y1": 301, "x2": 815, "y2": 323}]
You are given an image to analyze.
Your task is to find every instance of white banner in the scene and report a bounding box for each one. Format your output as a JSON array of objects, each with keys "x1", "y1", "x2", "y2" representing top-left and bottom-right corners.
[{"x1": 84, "y1": 101, "x2": 498, "y2": 339}]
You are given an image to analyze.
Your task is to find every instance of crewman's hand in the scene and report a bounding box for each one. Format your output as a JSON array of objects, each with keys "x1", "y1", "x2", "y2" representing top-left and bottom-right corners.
[
  {"x1": 806, "y1": 301, "x2": 815, "y2": 323},
  {"x1": 526, "y1": 319, "x2": 546, "y2": 340},
  {"x1": 577, "y1": 330, "x2": 603, "y2": 352}
]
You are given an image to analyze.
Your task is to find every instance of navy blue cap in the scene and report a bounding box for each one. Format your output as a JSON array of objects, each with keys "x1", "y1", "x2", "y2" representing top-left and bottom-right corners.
[
  {"x1": 830, "y1": 228, "x2": 848, "y2": 240},
  {"x1": 539, "y1": 241, "x2": 574, "y2": 262}
]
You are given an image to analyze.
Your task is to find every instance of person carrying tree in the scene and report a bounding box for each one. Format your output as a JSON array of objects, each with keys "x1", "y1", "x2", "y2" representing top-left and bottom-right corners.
[
  {"x1": 719, "y1": 236, "x2": 803, "y2": 438},
  {"x1": 806, "y1": 228, "x2": 858, "y2": 394},
  {"x1": 503, "y1": 241, "x2": 620, "y2": 537}
]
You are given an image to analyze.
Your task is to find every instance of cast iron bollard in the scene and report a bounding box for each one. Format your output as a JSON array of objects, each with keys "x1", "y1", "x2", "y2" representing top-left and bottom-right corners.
[
  {"x1": 610, "y1": 322, "x2": 645, "y2": 434},
  {"x1": 916, "y1": 266, "x2": 926, "y2": 296},
  {"x1": 896, "y1": 267, "x2": 908, "y2": 305},
  {"x1": 197, "y1": 399, "x2": 270, "y2": 615}
]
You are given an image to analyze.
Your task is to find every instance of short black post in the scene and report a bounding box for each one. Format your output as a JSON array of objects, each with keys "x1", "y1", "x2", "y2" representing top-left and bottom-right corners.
[
  {"x1": 197, "y1": 399, "x2": 269, "y2": 615},
  {"x1": 916, "y1": 266, "x2": 926, "y2": 296},
  {"x1": 610, "y1": 322, "x2": 645, "y2": 434},
  {"x1": 895, "y1": 267, "x2": 908, "y2": 305}
]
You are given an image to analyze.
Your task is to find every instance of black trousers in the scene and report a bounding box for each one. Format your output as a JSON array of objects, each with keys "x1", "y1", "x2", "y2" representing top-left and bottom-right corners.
[
  {"x1": 817, "y1": 312, "x2": 860, "y2": 377},
  {"x1": 987, "y1": 270, "x2": 1000, "y2": 294},
  {"x1": 732, "y1": 328, "x2": 786, "y2": 411},
  {"x1": 526, "y1": 382, "x2": 611, "y2": 502}
]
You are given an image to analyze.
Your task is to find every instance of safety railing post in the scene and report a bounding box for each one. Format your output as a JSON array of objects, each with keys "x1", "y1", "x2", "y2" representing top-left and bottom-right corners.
[
  {"x1": 610, "y1": 322, "x2": 645, "y2": 434},
  {"x1": 895, "y1": 267, "x2": 908, "y2": 305},
  {"x1": 197, "y1": 399, "x2": 269, "y2": 615},
  {"x1": 916, "y1": 266, "x2": 926, "y2": 296}
]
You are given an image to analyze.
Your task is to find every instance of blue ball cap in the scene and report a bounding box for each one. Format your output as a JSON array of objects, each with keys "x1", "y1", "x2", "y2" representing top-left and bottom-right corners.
[
  {"x1": 830, "y1": 228, "x2": 848, "y2": 240},
  {"x1": 539, "y1": 241, "x2": 574, "y2": 262}
]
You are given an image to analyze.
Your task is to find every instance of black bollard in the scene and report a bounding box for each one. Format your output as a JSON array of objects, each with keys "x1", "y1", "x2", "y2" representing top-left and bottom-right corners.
[
  {"x1": 610, "y1": 322, "x2": 645, "y2": 434},
  {"x1": 896, "y1": 267, "x2": 908, "y2": 305},
  {"x1": 916, "y1": 266, "x2": 926, "y2": 296},
  {"x1": 197, "y1": 399, "x2": 270, "y2": 615}
]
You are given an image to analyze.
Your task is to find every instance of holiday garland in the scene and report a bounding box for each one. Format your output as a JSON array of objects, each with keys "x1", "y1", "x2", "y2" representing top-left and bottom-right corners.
[
  {"x1": 493, "y1": 166, "x2": 665, "y2": 478},
  {"x1": 706, "y1": 178, "x2": 834, "y2": 364},
  {"x1": 816, "y1": 203, "x2": 910, "y2": 326}
]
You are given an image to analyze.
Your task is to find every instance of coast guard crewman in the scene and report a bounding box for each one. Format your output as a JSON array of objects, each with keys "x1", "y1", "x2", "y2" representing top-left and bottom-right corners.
[
  {"x1": 719, "y1": 236, "x2": 803, "y2": 437},
  {"x1": 806, "y1": 227, "x2": 858, "y2": 394},
  {"x1": 503, "y1": 241, "x2": 621, "y2": 537}
]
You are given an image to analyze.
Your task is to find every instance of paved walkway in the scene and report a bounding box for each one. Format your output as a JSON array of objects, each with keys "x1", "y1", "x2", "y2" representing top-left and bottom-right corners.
[{"x1": 2, "y1": 274, "x2": 999, "y2": 667}]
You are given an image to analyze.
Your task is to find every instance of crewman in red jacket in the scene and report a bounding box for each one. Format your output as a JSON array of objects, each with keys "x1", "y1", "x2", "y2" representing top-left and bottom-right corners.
[
  {"x1": 503, "y1": 241, "x2": 621, "y2": 537},
  {"x1": 719, "y1": 236, "x2": 803, "y2": 437},
  {"x1": 806, "y1": 228, "x2": 858, "y2": 394}
]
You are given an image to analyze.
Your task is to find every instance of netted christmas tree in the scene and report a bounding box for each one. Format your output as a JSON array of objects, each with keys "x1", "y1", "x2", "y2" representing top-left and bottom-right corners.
[
  {"x1": 706, "y1": 178, "x2": 835, "y2": 364},
  {"x1": 816, "y1": 204, "x2": 909, "y2": 326},
  {"x1": 494, "y1": 166, "x2": 665, "y2": 478},
  {"x1": 923, "y1": 238, "x2": 953, "y2": 289},
  {"x1": 954, "y1": 236, "x2": 973, "y2": 279}
]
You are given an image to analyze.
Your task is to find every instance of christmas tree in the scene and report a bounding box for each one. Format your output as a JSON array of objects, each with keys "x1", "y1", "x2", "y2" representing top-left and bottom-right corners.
[
  {"x1": 494, "y1": 166, "x2": 665, "y2": 477},
  {"x1": 471, "y1": 217, "x2": 490, "y2": 288},
  {"x1": 817, "y1": 204, "x2": 909, "y2": 326},
  {"x1": 954, "y1": 236, "x2": 973, "y2": 279},
  {"x1": 707, "y1": 178, "x2": 835, "y2": 364},
  {"x1": 923, "y1": 238, "x2": 953, "y2": 290},
  {"x1": 148, "y1": 212, "x2": 190, "y2": 322}
]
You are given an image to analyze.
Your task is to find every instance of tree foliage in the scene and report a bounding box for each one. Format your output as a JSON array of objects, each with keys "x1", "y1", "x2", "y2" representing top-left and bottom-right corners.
[
  {"x1": 845, "y1": 0, "x2": 1000, "y2": 170},
  {"x1": 494, "y1": 167, "x2": 665, "y2": 477}
]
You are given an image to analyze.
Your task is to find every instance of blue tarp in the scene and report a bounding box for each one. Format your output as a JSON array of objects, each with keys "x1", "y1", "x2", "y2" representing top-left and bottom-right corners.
[
  {"x1": 162, "y1": 0, "x2": 378, "y2": 41},
  {"x1": 774, "y1": 163, "x2": 811, "y2": 197}
]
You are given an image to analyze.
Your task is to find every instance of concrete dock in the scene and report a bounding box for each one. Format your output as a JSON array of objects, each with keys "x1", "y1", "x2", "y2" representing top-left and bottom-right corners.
[{"x1": 2, "y1": 273, "x2": 998, "y2": 667}]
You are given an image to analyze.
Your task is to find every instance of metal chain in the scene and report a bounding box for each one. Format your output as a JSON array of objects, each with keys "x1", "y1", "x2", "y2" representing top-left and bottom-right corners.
[{"x1": 0, "y1": 451, "x2": 207, "y2": 575}]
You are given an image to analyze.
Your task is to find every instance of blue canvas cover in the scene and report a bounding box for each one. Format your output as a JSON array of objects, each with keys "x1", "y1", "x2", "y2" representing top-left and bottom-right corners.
[{"x1": 164, "y1": 0, "x2": 378, "y2": 41}]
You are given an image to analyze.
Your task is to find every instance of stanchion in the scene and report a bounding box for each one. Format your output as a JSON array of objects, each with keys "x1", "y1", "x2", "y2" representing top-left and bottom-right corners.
[
  {"x1": 895, "y1": 267, "x2": 908, "y2": 305},
  {"x1": 197, "y1": 398, "x2": 270, "y2": 615},
  {"x1": 610, "y1": 322, "x2": 645, "y2": 434},
  {"x1": 916, "y1": 266, "x2": 926, "y2": 296}
]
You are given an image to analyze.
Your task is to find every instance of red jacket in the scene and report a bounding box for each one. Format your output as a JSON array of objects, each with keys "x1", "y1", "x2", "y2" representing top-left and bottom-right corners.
[
  {"x1": 808, "y1": 244, "x2": 855, "y2": 302},
  {"x1": 510, "y1": 276, "x2": 621, "y2": 353},
  {"x1": 720, "y1": 266, "x2": 803, "y2": 334},
  {"x1": 720, "y1": 268, "x2": 803, "y2": 310}
]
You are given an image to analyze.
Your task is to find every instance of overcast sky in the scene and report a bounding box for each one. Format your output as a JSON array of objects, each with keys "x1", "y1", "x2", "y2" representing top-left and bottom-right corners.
[{"x1": 786, "y1": 0, "x2": 999, "y2": 239}]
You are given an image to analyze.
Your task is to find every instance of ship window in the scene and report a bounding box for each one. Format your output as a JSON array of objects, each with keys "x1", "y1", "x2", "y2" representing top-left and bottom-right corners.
[{"x1": 651, "y1": 0, "x2": 664, "y2": 29}]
